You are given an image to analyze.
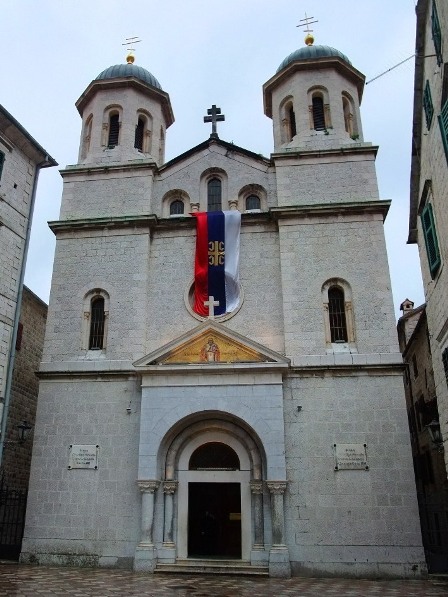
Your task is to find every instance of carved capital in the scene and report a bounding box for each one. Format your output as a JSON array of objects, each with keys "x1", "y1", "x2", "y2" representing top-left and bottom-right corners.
[
  {"x1": 102, "y1": 123, "x2": 108, "y2": 130},
  {"x1": 190, "y1": 202, "x2": 200, "y2": 213},
  {"x1": 163, "y1": 480, "x2": 178, "y2": 495},
  {"x1": 83, "y1": 311, "x2": 90, "y2": 320},
  {"x1": 266, "y1": 480, "x2": 287, "y2": 495},
  {"x1": 228, "y1": 199, "x2": 238, "y2": 211},
  {"x1": 250, "y1": 480, "x2": 263, "y2": 494},
  {"x1": 137, "y1": 480, "x2": 160, "y2": 494}
]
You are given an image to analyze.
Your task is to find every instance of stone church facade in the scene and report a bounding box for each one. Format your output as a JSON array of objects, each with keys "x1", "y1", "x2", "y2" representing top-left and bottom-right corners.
[{"x1": 22, "y1": 42, "x2": 425, "y2": 577}]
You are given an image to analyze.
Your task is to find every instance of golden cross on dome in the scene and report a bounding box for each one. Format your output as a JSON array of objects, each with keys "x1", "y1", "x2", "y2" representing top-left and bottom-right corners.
[
  {"x1": 296, "y1": 13, "x2": 318, "y2": 46},
  {"x1": 122, "y1": 36, "x2": 142, "y2": 63}
]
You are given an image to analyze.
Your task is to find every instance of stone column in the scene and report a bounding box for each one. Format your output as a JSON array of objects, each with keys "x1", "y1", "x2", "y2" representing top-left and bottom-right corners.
[
  {"x1": 134, "y1": 480, "x2": 160, "y2": 572},
  {"x1": 162, "y1": 480, "x2": 178, "y2": 547},
  {"x1": 250, "y1": 480, "x2": 264, "y2": 549},
  {"x1": 267, "y1": 481, "x2": 290, "y2": 578},
  {"x1": 138, "y1": 480, "x2": 159, "y2": 545}
]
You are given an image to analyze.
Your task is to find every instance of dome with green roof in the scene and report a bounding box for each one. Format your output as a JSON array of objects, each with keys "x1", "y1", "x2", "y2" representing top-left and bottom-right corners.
[
  {"x1": 276, "y1": 45, "x2": 352, "y2": 73},
  {"x1": 95, "y1": 63, "x2": 162, "y2": 90}
]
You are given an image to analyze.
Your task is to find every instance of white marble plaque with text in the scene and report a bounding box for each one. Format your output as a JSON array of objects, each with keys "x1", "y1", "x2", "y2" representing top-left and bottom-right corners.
[
  {"x1": 68, "y1": 444, "x2": 99, "y2": 470},
  {"x1": 334, "y1": 443, "x2": 368, "y2": 470}
]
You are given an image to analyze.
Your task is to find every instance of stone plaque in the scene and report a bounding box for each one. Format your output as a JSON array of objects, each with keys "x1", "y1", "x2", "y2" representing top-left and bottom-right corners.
[
  {"x1": 334, "y1": 443, "x2": 368, "y2": 471},
  {"x1": 68, "y1": 444, "x2": 99, "y2": 470}
]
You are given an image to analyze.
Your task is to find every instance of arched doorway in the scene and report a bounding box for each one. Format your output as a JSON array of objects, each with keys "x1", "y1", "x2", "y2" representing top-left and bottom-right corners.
[{"x1": 163, "y1": 419, "x2": 264, "y2": 562}]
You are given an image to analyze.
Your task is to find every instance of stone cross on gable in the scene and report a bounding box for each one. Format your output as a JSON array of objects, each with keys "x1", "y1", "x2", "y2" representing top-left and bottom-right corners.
[
  {"x1": 204, "y1": 296, "x2": 220, "y2": 319},
  {"x1": 204, "y1": 105, "x2": 225, "y2": 139}
]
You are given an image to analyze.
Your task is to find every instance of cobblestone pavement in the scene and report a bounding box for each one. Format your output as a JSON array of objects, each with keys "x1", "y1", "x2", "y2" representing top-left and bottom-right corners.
[{"x1": 0, "y1": 564, "x2": 447, "y2": 597}]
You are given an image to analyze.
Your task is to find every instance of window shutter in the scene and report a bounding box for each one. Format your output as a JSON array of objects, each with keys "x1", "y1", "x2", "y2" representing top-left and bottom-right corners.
[
  {"x1": 0, "y1": 151, "x2": 4, "y2": 180},
  {"x1": 312, "y1": 97, "x2": 326, "y2": 131},
  {"x1": 423, "y1": 80, "x2": 434, "y2": 129},
  {"x1": 431, "y1": 2, "x2": 443, "y2": 66},
  {"x1": 438, "y1": 99, "x2": 448, "y2": 163},
  {"x1": 421, "y1": 203, "x2": 441, "y2": 278},
  {"x1": 442, "y1": 346, "x2": 448, "y2": 387}
]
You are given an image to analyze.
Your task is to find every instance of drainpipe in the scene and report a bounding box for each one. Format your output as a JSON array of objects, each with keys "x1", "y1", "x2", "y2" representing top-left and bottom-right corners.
[{"x1": 0, "y1": 157, "x2": 47, "y2": 466}]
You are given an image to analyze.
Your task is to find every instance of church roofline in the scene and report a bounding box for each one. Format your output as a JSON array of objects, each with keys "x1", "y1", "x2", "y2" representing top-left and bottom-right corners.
[
  {"x1": 48, "y1": 200, "x2": 391, "y2": 234},
  {"x1": 159, "y1": 137, "x2": 271, "y2": 172},
  {"x1": 75, "y1": 77, "x2": 175, "y2": 128},
  {"x1": 263, "y1": 57, "x2": 365, "y2": 118}
]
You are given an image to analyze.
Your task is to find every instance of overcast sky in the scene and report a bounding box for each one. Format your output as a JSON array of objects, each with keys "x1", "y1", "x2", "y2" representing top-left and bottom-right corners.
[{"x1": 2, "y1": 0, "x2": 423, "y2": 319}]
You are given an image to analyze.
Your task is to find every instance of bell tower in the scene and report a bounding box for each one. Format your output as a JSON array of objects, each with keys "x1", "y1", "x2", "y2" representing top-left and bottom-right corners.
[
  {"x1": 263, "y1": 36, "x2": 365, "y2": 153},
  {"x1": 75, "y1": 53, "x2": 174, "y2": 167}
]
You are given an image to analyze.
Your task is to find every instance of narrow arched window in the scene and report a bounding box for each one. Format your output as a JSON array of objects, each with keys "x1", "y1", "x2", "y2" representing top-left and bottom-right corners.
[
  {"x1": 246, "y1": 195, "x2": 260, "y2": 210},
  {"x1": 170, "y1": 199, "x2": 184, "y2": 215},
  {"x1": 288, "y1": 105, "x2": 297, "y2": 139},
  {"x1": 89, "y1": 297, "x2": 105, "y2": 349},
  {"x1": 134, "y1": 117, "x2": 145, "y2": 151},
  {"x1": 328, "y1": 287, "x2": 348, "y2": 342},
  {"x1": 312, "y1": 96, "x2": 326, "y2": 131},
  {"x1": 108, "y1": 113, "x2": 120, "y2": 147},
  {"x1": 207, "y1": 178, "x2": 222, "y2": 211}
]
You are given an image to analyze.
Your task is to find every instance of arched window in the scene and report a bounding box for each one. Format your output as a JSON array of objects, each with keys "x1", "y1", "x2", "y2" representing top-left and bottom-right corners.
[
  {"x1": 328, "y1": 287, "x2": 348, "y2": 343},
  {"x1": 89, "y1": 297, "x2": 105, "y2": 349},
  {"x1": 288, "y1": 105, "x2": 297, "y2": 139},
  {"x1": 207, "y1": 178, "x2": 222, "y2": 211},
  {"x1": 170, "y1": 199, "x2": 184, "y2": 215},
  {"x1": 134, "y1": 117, "x2": 145, "y2": 151},
  {"x1": 342, "y1": 96, "x2": 353, "y2": 135},
  {"x1": 312, "y1": 95, "x2": 326, "y2": 131},
  {"x1": 189, "y1": 442, "x2": 240, "y2": 470},
  {"x1": 108, "y1": 113, "x2": 120, "y2": 147},
  {"x1": 246, "y1": 195, "x2": 260, "y2": 210}
]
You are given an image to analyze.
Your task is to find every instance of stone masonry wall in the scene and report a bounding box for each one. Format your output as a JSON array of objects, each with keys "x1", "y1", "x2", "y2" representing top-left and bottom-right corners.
[
  {"x1": 2, "y1": 287, "x2": 47, "y2": 490},
  {"x1": 0, "y1": 135, "x2": 36, "y2": 402}
]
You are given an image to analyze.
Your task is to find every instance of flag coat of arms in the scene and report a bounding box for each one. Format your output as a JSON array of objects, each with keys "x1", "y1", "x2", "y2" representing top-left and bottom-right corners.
[{"x1": 193, "y1": 211, "x2": 241, "y2": 317}]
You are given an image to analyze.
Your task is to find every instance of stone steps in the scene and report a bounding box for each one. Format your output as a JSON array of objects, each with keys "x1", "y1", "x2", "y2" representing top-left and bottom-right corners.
[{"x1": 155, "y1": 558, "x2": 269, "y2": 576}]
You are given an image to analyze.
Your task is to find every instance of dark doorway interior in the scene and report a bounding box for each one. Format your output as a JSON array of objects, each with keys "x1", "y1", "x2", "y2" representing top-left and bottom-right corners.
[{"x1": 188, "y1": 482, "x2": 241, "y2": 558}]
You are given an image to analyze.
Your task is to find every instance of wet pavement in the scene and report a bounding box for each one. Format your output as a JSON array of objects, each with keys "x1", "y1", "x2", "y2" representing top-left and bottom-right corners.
[{"x1": 0, "y1": 563, "x2": 447, "y2": 596}]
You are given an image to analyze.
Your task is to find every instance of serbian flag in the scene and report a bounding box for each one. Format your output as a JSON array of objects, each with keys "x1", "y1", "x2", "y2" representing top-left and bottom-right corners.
[{"x1": 193, "y1": 211, "x2": 241, "y2": 317}]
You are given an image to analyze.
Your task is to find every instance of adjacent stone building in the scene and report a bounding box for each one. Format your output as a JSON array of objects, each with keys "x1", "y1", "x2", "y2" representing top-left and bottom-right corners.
[
  {"x1": 397, "y1": 300, "x2": 448, "y2": 573},
  {"x1": 0, "y1": 105, "x2": 56, "y2": 470},
  {"x1": 409, "y1": 0, "x2": 448, "y2": 477},
  {"x1": 22, "y1": 40, "x2": 425, "y2": 578},
  {"x1": 2, "y1": 286, "x2": 48, "y2": 490}
]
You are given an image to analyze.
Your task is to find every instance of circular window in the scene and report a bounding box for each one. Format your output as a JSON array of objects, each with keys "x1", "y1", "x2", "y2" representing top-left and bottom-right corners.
[{"x1": 184, "y1": 280, "x2": 244, "y2": 322}]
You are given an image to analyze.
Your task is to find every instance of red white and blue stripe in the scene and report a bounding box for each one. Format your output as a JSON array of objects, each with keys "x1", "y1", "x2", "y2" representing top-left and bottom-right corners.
[{"x1": 193, "y1": 211, "x2": 241, "y2": 317}]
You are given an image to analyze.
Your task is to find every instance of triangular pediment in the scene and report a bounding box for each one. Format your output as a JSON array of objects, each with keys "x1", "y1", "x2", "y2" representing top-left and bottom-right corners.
[{"x1": 133, "y1": 321, "x2": 289, "y2": 368}]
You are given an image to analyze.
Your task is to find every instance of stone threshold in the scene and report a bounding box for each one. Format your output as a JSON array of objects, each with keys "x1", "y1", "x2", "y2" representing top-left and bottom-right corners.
[{"x1": 155, "y1": 558, "x2": 269, "y2": 576}]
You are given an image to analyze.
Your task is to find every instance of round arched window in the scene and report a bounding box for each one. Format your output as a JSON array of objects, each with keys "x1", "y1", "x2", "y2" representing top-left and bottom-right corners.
[
  {"x1": 246, "y1": 195, "x2": 261, "y2": 210},
  {"x1": 170, "y1": 199, "x2": 185, "y2": 215},
  {"x1": 189, "y1": 442, "x2": 240, "y2": 470}
]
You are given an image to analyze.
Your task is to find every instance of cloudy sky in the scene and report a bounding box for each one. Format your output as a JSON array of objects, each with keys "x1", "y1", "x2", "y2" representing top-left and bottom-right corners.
[{"x1": 2, "y1": 0, "x2": 423, "y2": 318}]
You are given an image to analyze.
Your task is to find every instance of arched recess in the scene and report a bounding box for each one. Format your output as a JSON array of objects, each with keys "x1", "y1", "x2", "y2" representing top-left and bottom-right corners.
[
  {"x1": 238, "y1": 184, "x2": 267, "y2": 212},
  {"x1": 321, "y1": 278, "x2": 356, "y2": 351},
  {"x1": 342, "y1": 92, "x2": 358, "y2": 138},
  {"x1": 162, "y1": 189, "x2": 191, "y2": 217},
  {"x1": 101, "y1": 104, "x2": 123, "y2": 148},
  {"x1": 80, "y1": 113, "x2": 93, "y2": 160},
  {"x1": 158, "y1": 412, "x2": 267, "y2": 560},
  {"x1": 200, "y1": 168, "x2": 228, "y2": 212},
  {"x1": 307, "y1": 86, "x2": 331, "y2": 131},
  {"x1": 279, "y1": 96, "x2": 296, "y2": 143}
]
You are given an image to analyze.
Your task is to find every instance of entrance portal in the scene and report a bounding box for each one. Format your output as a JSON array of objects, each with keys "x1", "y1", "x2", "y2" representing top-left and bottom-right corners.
[{"x1": 188, "y1": 482, "x2": 241, "y2": 558}]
